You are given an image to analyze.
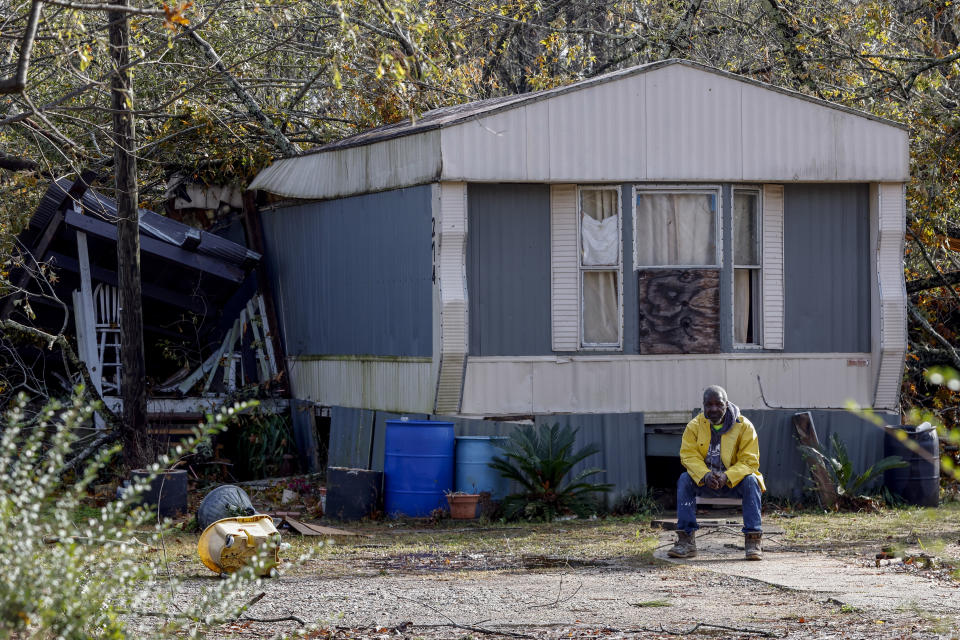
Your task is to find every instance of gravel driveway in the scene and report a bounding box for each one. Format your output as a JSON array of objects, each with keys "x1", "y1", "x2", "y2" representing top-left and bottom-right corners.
[{"x1": 149, "y1": 522, "x2": 960, "y2": 639}]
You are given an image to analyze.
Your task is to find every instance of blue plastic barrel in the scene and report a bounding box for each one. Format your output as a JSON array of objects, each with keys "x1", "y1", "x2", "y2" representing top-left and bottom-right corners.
[
  {"x1": 384, "y1": 420, "x2": 454, "y2": 517},
  {"x1": 455, "y1": 436, "x2": 509, "y2": 499}
]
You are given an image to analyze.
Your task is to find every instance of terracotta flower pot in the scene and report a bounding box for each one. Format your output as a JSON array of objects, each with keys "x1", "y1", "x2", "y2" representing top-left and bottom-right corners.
[{"x1": 446, "y1": 493, "x2": 480, "y2": 519}]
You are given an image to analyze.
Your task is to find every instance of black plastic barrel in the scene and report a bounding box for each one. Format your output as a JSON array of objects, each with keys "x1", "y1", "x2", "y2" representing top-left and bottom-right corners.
[
  {"x1": 131, "y1": 469, "x2": 188, "y2": 519},
  {"x1": 883, "y1": 423, "x2": 940, "y2": 507},
  {"x1": 197, "y1": 484, "x2": 257, "y2": 530},
  {"x1": 325, "y1": 467, "x2": 384, "y2": 520}
]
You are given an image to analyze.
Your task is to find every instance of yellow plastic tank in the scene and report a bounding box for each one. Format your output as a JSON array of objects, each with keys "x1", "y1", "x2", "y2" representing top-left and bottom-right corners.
[{"x1": 197, "y1": 514, "x2": 280, "y2": 576}]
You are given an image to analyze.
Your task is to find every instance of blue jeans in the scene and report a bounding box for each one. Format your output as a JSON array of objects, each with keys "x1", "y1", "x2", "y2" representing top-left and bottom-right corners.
[{"x1": 676, "y1": 472, "x2": 762, "y2": 534}]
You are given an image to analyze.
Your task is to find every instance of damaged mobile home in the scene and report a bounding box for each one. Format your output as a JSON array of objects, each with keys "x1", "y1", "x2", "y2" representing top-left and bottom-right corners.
[
  {"x1": 4, "y1": 178, "x2": 285, "y2": 429},
  {"x1": 247, "y1": 59, "x2": 908, "y2": 498}
]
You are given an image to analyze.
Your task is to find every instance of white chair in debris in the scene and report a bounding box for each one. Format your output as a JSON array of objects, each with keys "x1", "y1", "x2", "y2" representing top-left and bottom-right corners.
[{"x1": 93, "y1": 283, "x2": 122, "y2": 394}]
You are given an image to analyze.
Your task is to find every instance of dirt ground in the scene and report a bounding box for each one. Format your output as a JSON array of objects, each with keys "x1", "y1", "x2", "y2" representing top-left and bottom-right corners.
[{"x1": 141, "y1": 512, "x2": 960, "y2": 640}]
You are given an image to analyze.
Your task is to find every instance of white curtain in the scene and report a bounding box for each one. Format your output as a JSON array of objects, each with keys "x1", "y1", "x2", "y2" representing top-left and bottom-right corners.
[
  {"x1": 581, "y1": 189, "x2": 619, "y2": 265},
  {"x1": 733, "y1": 192, "x2": 758, "y2": 265},
  {"x1": 635, "y1": 193, "x2": 716, "y2": 266},
  {"x1": 580, "y1": 189, "x2": 620, "y2": 345},
  {"x1": 583, "y1": 271, "x2": 619, "y2": 344}
]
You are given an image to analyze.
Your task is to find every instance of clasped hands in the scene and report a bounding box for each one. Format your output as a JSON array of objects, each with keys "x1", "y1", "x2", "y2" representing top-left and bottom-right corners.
[{"x1": 702, "y1": 471, "x2": 728, "y2": 490}]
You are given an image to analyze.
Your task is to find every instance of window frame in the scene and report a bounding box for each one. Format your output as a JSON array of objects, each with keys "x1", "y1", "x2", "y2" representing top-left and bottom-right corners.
[
  {"x1": 632, "y1": 184, "x2": 723, "y2": 270},
  {"x1": 577, "y1": 185, "x2": 623, "y2": 350},
  {"x1": 732, "y1": 186, "x2": 763, "y2": 349}
]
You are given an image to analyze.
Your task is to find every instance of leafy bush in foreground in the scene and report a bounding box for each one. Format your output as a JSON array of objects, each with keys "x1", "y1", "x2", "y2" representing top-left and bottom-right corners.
[
  {"x1": 490, "y1": 423, "x2": 611, "y2": 521},
  {"x1": 0, "y1": 390, "x2": 284, "y2": 639}
]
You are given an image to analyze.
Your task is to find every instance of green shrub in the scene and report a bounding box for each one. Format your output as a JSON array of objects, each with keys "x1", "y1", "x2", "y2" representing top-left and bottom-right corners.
[
  {"x1": 489, "y1": 423, "x2": 611, "y2": 521},
  {"x1": 0, "y1": 390, "x2": 288, "y2": 639},
  {"x1": 611, "y1": 487, "x2": 661, "y2": 517}
]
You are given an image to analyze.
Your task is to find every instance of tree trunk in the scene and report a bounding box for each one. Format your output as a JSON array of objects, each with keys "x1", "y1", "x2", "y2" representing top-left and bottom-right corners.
[
  {"x1": 792, "y1": 412, "x2": 838, "y2": 510},
  {"x1": 109, "y1": 2, "x2": 149, "y2": 468}
]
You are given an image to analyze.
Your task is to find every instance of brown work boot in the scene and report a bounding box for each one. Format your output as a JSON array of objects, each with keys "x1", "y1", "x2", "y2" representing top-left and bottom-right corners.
[
  {"x1": 667, "y1": 530, "x2": 697, "y2": 558},
  {"x1": 745, "y1": 532, "x2": 763, "y2": 560}
]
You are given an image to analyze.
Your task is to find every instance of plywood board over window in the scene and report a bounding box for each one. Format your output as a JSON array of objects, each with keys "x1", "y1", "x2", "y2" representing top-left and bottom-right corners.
[{"x1": 637, "y1": 269, "x2": 720, "y2": 353}]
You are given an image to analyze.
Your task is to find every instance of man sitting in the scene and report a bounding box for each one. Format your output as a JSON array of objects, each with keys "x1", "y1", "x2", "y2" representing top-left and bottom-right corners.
[{"x1": 667, "y1": 385, "x2": 765, "y2": 561}]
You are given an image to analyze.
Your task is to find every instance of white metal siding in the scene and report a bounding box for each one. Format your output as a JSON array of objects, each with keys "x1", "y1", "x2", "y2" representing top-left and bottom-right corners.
[
  {"x1": 459, "y1": 354, "x2": 875, "y2": 415},
  {"x1": 249, "y1": 131, "x2": 442, "y2": 200},
  {"x1": 874, "y1": 183, "x2": 907, "y2": 409},
  {"x1": 645, "y1": 64, "x2": 742, "y2": 181},
  {"x1": 434, "y1": 182, "x2": 469, "y2": 413},
  {"x1": 253, "y1": 62, "x2": 909, "y2": 200},
  {"x1": 548, "y1": 78, "x2": 646, "y2": 181},
  {"x1": 286, "y1": 357, "x2": 434, "y2": 413},
  {"x1": 835, "y1": 113, "x2": 911, "y2": 183},
  {"x1": 440, "y1": 63, "x2": 907, "y2": 185},
  {"x1": 741, "y1": 85, "x2": 836, "y2": 181},
  {"x1": 551, "y1": 185, "x2": 579, "y2": 351},
  {"x1": 762, "y1": 185, "x2": 785, "y2": 349}
]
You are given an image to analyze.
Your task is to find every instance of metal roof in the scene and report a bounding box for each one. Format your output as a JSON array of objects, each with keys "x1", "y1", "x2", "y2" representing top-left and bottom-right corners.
[{"x1": 28, "y1": 179, "x2": 260, "y2": 268}]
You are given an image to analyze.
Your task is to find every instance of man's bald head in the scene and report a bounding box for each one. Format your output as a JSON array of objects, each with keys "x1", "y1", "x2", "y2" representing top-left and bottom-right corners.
[{"x1": 703, "y1": 385, "x2": 728, "y2": 424}]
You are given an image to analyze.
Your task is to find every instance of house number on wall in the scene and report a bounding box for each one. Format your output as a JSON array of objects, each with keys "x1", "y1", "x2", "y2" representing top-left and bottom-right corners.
[{"x1": 431, "y1": 216, "x2": 437, "y2": 284}]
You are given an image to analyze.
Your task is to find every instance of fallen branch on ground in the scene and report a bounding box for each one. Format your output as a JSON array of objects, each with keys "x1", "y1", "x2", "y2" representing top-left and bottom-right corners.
[
  {"x1": 393, "y1": 593, "x2": 534, "y2": 639},
  {"x1": 529, "y1": 573, "x2": 583, "y2": 609},
  {"x1": 635, "y1": 622, "x2": 783, "y2": 637}
]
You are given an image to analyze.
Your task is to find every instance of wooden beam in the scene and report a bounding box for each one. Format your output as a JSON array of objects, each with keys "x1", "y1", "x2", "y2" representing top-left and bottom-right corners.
[
  {"x1": 242, "y1": 190, "x2": 288, "y2": 390},
  {"x1": 64, "y1": 209, "x2": 245, "y2": 282},
  {"x1": 47, "y1": 251, "x2": 206, "y2": 313},
  {"x1": 75, "y1": 231, "x2": 102, "y2": 395}
]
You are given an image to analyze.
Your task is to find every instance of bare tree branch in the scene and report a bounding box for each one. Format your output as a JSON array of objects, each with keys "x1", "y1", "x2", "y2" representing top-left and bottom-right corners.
[
  {"x1": 908, "y1": 303, "x2": 960, "y2": 371},
  {"x1": 40, "y1": 0, "x2": 166, "y2": 15},
  {"x1": 184, "y1": 28, "x2": 299, "y2": 157},
  {"x1": 0, "y1": 150, "x2": 39, "y2": 171},
  {"x1": 0, "y1": 0, "x2": 42, "y2": 95},
  {"x1": 906, "y1": 269, "x2": 960, "y2": 295}
]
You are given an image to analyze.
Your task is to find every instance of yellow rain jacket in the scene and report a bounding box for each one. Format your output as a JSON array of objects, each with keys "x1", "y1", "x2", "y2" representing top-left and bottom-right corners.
[{"x1": 679, "y1": 412, "x2": 766, "y2": 491}]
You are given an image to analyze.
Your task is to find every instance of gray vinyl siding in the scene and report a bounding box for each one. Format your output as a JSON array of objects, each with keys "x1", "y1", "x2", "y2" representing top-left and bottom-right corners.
[
  {"x1": 467, "y1": 184, "x2": 552, "y2": 356},
  {"x1": 328, "y1": 407, "x2": 429, "y2": 472},
  {"x1": 260, "y1": 186, "x2": 433, "y2": 357},
  {"x1": 783, "y1": 184, "x2": 871, "y2": 352}
]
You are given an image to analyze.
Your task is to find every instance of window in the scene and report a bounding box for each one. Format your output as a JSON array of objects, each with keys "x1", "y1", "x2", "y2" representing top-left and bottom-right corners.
[
  {"x1": 733, "y1": 188, "x2": 761, "y2": 345},
  {"x1": 634, "y1": 188, "x2": 720, "y2": 267},
  {"x1": 633, "y1": 187, "x2": 722, "y2": 354},
  {"x1": 579, "y1": 187, "x2": 621, "y2": 348}
]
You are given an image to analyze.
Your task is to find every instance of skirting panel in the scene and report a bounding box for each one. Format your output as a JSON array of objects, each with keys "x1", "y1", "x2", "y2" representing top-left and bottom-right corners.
[{"x1": 287, "y1": 357, "x2": 434, "y2": 413}]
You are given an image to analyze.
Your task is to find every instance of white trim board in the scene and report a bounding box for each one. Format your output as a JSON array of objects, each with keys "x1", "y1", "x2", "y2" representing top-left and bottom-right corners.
[{"x1": 433, "y1": 182, "x2": 469, "y2": 414}]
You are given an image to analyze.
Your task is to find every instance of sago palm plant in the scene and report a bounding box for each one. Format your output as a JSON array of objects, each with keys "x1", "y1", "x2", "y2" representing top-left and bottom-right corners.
[
  {"x1": 799, "y1": 432, "x2": 908, "y2": 509},
  {"x1": 489, "y1": 423, "x2": 611, "y2": 521}
]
